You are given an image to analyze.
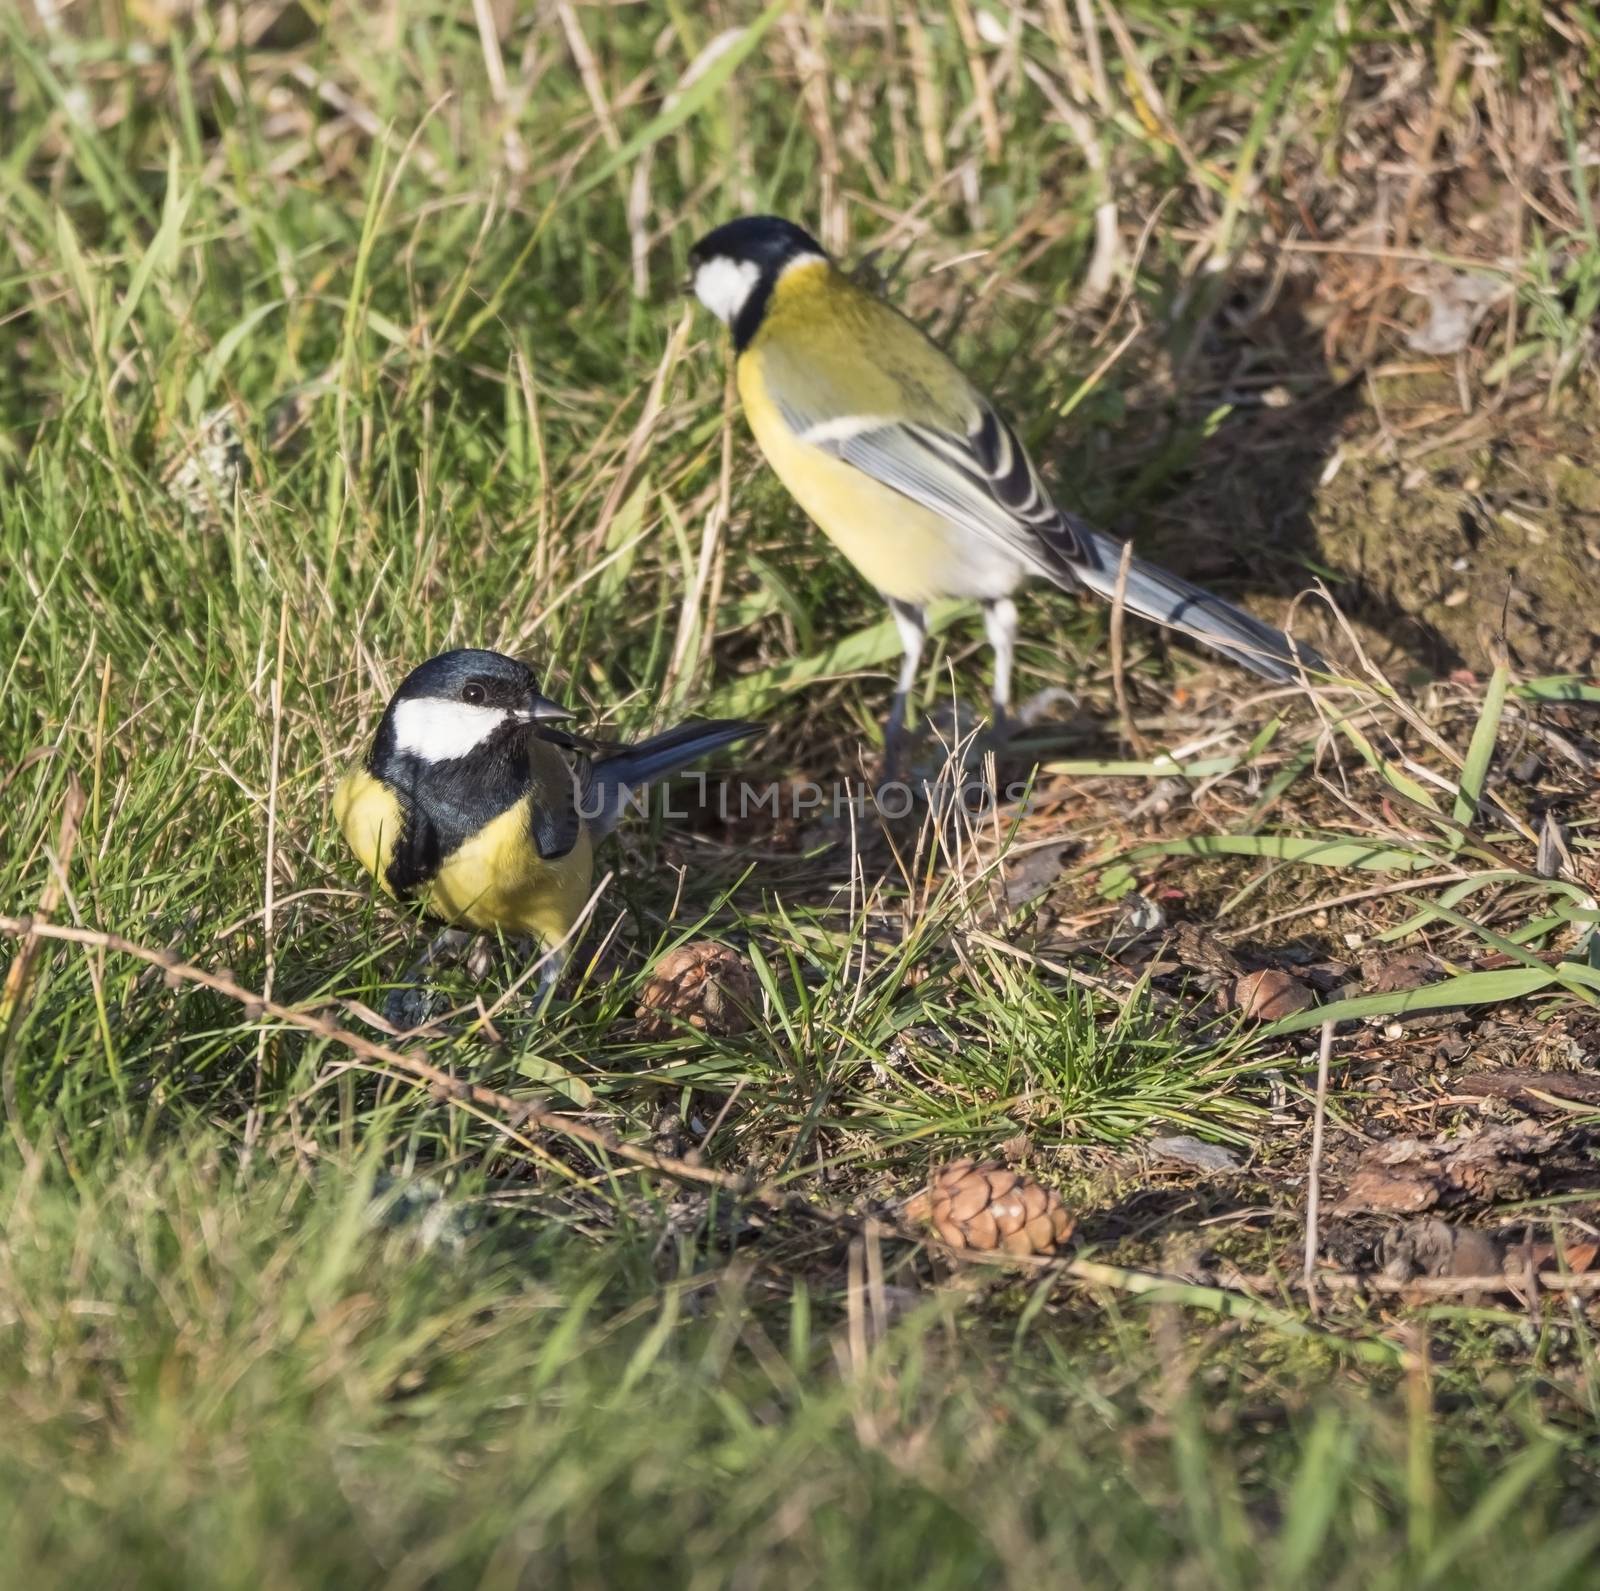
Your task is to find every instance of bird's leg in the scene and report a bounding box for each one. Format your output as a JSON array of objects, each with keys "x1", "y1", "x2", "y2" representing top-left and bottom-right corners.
[
  {"x1": 529, "y1": 946, "x2": 567, "y2": 1013},
  {"x1": 463, "y1": 937, "x2": 498, "y2": 981},
  {"x1": 981, "y1": 596, "x2": 1018, "y2": 737},
  {"x1": 883, "y1": 598, "x2": 928, "y2": 782},
  {"x1": 384, "y1": 927, "x2": 472, "y2": 1030},
  {"x1": 404, "y1": 927, "x2": 472, "y2": 980}
]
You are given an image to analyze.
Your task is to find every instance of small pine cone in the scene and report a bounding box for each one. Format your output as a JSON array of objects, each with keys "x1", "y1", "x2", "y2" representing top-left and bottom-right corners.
[
  {"x1": 905, "y1": 1159, "x2": 1076, "y2": 1258},
  {"x1": 635, "y1": 942, "x2": 759, "y2": 1038}
]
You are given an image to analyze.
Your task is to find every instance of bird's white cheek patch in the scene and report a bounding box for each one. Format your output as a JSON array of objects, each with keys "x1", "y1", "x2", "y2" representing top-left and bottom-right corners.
[
  {"x1": 392, "y1": 698, "x2": 512, "y2": 762},
  {"x1": 693, "y1": 257, "x2": 762, "y2": 325}
]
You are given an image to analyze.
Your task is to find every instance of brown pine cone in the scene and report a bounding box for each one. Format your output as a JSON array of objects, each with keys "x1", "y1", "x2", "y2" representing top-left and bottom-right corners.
[
  {"x1": 905, "y1": 1159, "x2": 1076, "y2": 1258},
  {"x1": 635, "y1": 942, "x2": 759, "y2": 1038}
]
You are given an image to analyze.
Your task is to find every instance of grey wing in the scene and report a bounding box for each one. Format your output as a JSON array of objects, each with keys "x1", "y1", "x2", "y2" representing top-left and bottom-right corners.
[
  {"x1": 778, "y1": 394, "x2": 1091, "y2": 581},
  {"x1": 771, "y1": 346, "x2": 1321, "y2": 683}
]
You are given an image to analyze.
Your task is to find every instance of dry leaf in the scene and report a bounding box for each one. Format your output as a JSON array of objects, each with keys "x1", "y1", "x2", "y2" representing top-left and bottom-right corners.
[
  {"x1": 1149, "y1": 1135, "x2": 1241, "y2": 1174},
  {"x1": 1405, "y1": 270, "x2": 1508, "y2": 356},
  {"x1": 1360, "y1": 948, "x2": 1438, "y2": 994},
  {"x1": 1171, "y1": 923, "x2": 1246, "y2": 979},
  {"x1": 1232, "y1": 968, "x2": 1315, "y2": 1022},
  {"x1": 1336, "y1": 1121, "x2": 1560, "y2": 1214},
  {"x1": 1001, "y1": 842, "x2": 1071, "y2": 910},
  {"x1": 1376, "y1": 1218, "x2": 1502, "y2": 1283},
  {"x1": 1515, "y1": 1239, "x2": 1600, "y2": 1276}
]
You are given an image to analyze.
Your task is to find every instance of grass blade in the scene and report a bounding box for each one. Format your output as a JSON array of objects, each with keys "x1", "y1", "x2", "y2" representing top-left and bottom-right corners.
[
  {"x1": 1043, "y1": 753, "x2": 1247, "y2": 778},
  {"x1": 109, "y1": 144, "x2": 191, "y2": 351},
  {"x1": 1450, "y1": 658, "x2": 1510, "y2": 839},
  {"x1": 1261, "y1": 966, "x2": 1558, "y2": 1037},
  {"x1": 1335, "y1": 717, "x2": 1442, "y2": 814},
  {"x1": 564, "y1": 0, "x2": 793, "y2": 205},
  {"x1": 705, "y1": 599, "x2": 968, "y2": 717},
  {"x1": 1213, "y1": 0, "x2": 1343, "y2": 255},
  {"x1": 1398, "y1": 893, "x2": 1600, "y2": 1007},
  {"x1": 1513, "y1": 677, "x2": 1600, "y2": 704},
  {"x1": 1418, "y1": 1443, "x2": 1561, "y2": 1587},
  {"x1": 1124, "y1": 834, "x2": 1441, "y2": 873},
  {"x1": 1276, "y1": 1410, "x2": 1357, "y2": 1582}
]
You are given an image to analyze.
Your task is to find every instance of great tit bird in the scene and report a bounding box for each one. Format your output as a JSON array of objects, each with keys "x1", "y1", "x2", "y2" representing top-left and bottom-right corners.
[
  {"x1": 335, "y1": 648, "x2": 759, "y2": 1019},
  {"x1": 687, "y1": 216, "x2": 1321, "y2": 761}
]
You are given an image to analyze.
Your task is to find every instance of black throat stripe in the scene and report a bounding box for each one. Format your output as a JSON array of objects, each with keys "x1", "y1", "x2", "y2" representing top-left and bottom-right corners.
[
  {"x1": 368, "y1": 720, "x2": 536, "y2": 897},
  {"x1": 731, "y1": 269, "x2": 777, "y2": 353}
]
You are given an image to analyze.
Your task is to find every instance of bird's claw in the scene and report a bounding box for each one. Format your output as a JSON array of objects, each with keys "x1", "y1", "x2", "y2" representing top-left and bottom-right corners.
[{"x1": 384, "y1": 985, "x2": 444, "y2": 1033}]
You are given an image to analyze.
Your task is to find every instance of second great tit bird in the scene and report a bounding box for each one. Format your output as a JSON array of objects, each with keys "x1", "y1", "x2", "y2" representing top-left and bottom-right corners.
[
  {"x1": 687, "y1": 216, "x2": 1322, "y2": 761},
  {"x1": 335, "y1": 648, "x2": 759, "y2": 1018}
]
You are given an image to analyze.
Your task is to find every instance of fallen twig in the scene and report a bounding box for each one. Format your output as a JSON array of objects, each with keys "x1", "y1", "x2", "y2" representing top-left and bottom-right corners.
[
  {"x1": 1240, "y1": 1268, "x2": 1600, "y2": 1298},
  {"x1": 14, "y1": 918, "x2": 1592, "y2": 1327},
  {"x1": 1108, "y1": 538, "x2": 1149, "y2": 760},
  {"x1": 0, "y1": 913, "x2": 767, "y2": 1198},
  {"x1": 1304, "y1": 1019, "x2": 1333, "y2": 1310},
  {"x1": 2, "y1": 785, "x2": 86, "y2": 1171}
]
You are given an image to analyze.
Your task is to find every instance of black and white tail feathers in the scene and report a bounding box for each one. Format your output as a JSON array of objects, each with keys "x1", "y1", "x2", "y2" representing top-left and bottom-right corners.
[{"x1": 1054, "y1": 512, "x2": 1322, "y2": 685}]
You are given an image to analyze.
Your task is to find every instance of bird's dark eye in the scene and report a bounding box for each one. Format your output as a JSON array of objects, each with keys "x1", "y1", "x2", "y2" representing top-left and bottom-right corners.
[{"x1": 461, "y1": 682, "x2": 487, "y2": 705}]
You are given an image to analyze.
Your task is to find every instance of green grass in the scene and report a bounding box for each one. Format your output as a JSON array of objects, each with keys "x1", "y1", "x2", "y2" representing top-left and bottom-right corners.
[
  {"x1": 5, "y1": 0, "x2": 1600, "y2": 1583},
  {"x1": 5, "y1": 1144, "x2": 1598, "y2": 1589}
]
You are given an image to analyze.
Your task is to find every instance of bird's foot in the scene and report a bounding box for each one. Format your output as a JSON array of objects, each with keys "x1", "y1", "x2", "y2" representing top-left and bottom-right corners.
[
  {"x1": 923, "y1": 698, "x2": 988, "y2": 752},
  {"x1": 384, "y1": 983, "x2": 446, "y2": 1033},
  {"x1": 876, "y1": 715, "x2": 918, "y2": 795},
  {"x1": 1011, "y1": 687, "x2": 1078, "y2": 731},
  {"x1": 971, "y1": 704, "x2": 1017, "y2": 768}
]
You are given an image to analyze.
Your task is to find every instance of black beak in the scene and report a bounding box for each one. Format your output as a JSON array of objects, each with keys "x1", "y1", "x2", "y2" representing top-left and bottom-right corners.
[{"x1": 514, "y1": 691, "x2": 573, "y2": 723}]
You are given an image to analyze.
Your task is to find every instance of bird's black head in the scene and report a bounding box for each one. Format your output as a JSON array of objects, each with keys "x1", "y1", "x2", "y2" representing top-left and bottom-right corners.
[
  {"x1": 373, "y1": 648, "x2": 571, "y2": 770},
  {"x1": 687, "y1": 215, "x2": 829, "y2": 349}
]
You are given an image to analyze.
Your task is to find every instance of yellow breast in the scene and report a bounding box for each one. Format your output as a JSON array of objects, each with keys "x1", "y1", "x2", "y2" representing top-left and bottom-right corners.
[
  {"x1": 334, "y1": 767, "x2": 403, "y2": 886},
  {"x1": 333, "y1": 767, "x2": 595, "y2": 952},
  {"x1": 738, "y1": 359, "x2": 970, "y2": 604},
  {"x1": 423, "y1": 803, "x2": 594, "y2": 950},
  {"x1": 734, "y1": 262, "x2": 1008, "y2": 606}
]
